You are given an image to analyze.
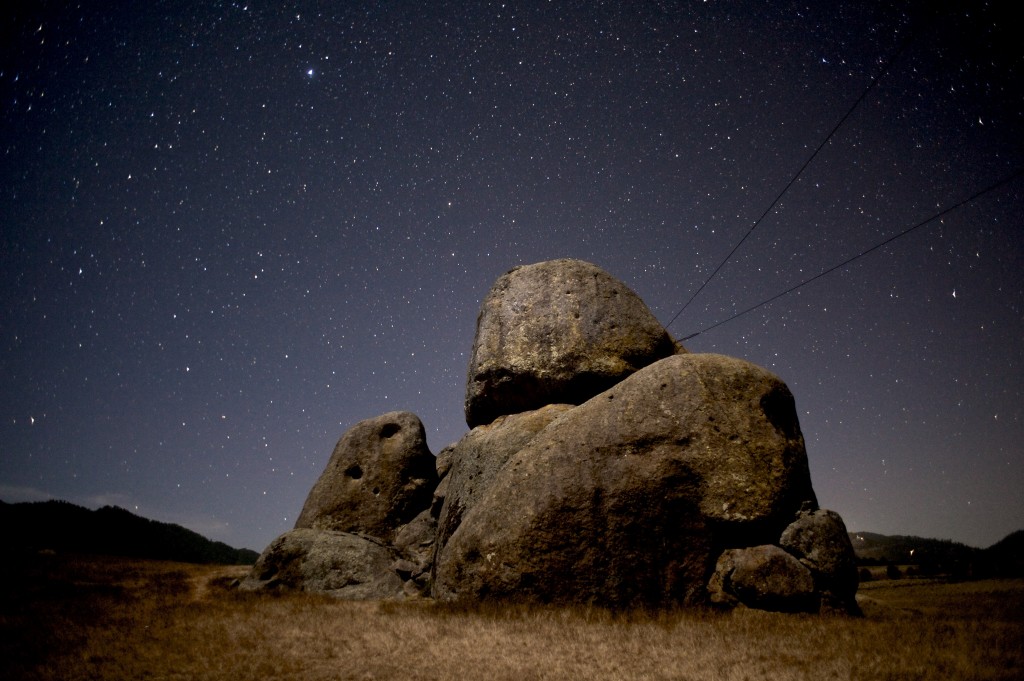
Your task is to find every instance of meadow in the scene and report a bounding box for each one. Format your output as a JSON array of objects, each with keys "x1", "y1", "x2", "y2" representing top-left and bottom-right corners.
[{"x1": 2, "y1": 553, "x2": 1021, "y2": 680}]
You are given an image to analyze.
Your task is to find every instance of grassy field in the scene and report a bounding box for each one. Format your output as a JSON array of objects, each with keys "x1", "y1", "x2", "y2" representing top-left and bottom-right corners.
[{"x1": 1, "y1": 553, "x2": 1021, "y2": 680}]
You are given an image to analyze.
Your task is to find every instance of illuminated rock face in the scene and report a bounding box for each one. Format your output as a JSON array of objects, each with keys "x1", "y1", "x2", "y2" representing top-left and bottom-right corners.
[{"x1": 464, "y1": 259, "x2": 680, "y2": 429}]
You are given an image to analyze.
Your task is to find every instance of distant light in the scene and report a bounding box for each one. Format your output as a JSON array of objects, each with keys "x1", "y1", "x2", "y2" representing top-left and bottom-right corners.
[{"x1": 307, "y1": 68, "x2": 314, "y2": 77}]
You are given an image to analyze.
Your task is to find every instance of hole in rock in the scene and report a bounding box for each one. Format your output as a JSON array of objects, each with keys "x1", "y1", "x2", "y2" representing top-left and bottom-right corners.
[
  {"x1": 344, "y1": 464, "x2": 363, "y2": 480},
  {"x1": 372, "y1": 487, "x2": 381, "y2": 496},
  {"x1": 380, "y1": 423, "x2": 401, "y2": 438}
]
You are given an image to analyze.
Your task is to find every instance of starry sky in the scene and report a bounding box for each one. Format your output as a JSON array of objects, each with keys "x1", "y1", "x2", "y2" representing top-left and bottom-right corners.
[{"x1": 2, "y1": 1, "x2": 1021, "y2": 553}]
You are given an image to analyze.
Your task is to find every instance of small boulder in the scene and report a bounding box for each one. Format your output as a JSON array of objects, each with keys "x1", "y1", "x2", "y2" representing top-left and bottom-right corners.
[
  {"x1": 709, "y1": 545, "x2": 817, "y2": 612},
  {"x1": 238, "y1": 529, "x2": 404, "y2": 599},
  {"x1": 295, "y1": 411, "x2": 437, "y2": 543},
  {"x1": 465, "y1": 259, "x2": 679, "y2": 428},
  {"x1": 780, "y1": 508, "x2": 860, "y2": 613}
]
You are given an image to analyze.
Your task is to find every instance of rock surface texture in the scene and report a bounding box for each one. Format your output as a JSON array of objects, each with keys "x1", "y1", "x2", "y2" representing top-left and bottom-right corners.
[
  {"x1": 243, "y1": 260, "x2": 859, "y2": 614},
  {"x1": 433, "y1": 403, "x2": 575, "y2": 567},
  {"x1": 464, "y1": 259, "x2": 679, "y2": 428}
]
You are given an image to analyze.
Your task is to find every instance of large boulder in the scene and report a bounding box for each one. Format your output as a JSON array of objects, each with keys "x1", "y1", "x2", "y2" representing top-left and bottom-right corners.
[
  {"x1": 433, "y1": 352, "x2": 816, "y2": 608},
  {"x1": 295, "y1": 411, "x2": 437, "y2": 543},
  {"x1": 238, "y1": 529, "x2": 404, "y2": 599},
  {"x1": 465, "y1": 259, "x2": 679, "y2": 428}
]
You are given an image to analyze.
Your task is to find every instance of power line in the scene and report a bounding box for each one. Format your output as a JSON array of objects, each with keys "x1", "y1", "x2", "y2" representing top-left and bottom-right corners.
[
  {"x1": 678, "y1": 168, "x2": 1023, "y2": 342},
  {"x1": 665, "y1": 27, "x2": 918, "y2": 331}
]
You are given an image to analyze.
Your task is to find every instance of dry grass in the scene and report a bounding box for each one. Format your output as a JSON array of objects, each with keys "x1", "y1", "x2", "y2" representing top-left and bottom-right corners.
[{"x1": 2, "y1": 554, "x2": 1021, "y2": 681}]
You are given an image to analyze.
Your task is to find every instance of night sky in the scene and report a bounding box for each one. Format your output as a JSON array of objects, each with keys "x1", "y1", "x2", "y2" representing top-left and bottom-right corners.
[{"x1": 3, "y1": 1, "x2": 1021, "y2": 553}]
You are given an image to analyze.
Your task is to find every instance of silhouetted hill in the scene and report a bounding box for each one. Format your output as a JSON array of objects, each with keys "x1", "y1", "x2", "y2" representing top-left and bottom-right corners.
[
  {"x1": 849, "y1": 530, "x2": 1024, "y2": 578},
  {"x1": 1, "y1": 500, "x2": 258, "y2": 565},
  {"x1": 981, "y1": 530, "x2": 1024, "y2": 578}
]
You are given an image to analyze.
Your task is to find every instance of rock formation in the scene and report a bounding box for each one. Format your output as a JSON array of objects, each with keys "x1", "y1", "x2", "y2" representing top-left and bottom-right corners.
[{"x1": 242, "y1": 259, "x2": 859, "y2": 614}]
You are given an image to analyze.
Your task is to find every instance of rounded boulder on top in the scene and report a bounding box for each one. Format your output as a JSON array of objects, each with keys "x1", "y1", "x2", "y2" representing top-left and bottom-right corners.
[{"x1": 464, "y1": 258, "x2": 681, "y2": 428}]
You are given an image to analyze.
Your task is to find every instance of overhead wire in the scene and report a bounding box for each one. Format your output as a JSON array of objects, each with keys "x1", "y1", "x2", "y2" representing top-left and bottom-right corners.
[
  {"x1": 664, "y1": 24, "x2": 920, "y2": 331},
  {"x1": 677, "y1": 168, "x2": 1024, "y2": 341}
]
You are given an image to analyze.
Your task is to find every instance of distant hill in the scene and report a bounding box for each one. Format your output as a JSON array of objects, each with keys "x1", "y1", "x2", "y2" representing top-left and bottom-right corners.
[
  {"x1": 1, "y1": 500, "x2": 259, "y2": 565},
  {"x1": 982, "y1": 530, "x2": 1024, "y2": 577},
  {"x1": 849, "y1": 530, "x2": 1024, "y2": 579}
]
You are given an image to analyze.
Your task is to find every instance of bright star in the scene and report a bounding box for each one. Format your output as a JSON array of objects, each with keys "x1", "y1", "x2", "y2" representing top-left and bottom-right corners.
[{"x1": 306, "y1": 68, "x2": 314, "y2": 77}]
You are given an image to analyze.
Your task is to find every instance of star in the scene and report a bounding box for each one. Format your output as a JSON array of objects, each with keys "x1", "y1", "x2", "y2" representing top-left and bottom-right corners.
[{"x1": 1, "y1": 0, "x2": 1019, "y2": 556}]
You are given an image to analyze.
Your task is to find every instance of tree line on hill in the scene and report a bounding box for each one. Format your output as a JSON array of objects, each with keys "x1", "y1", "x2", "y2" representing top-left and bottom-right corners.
[
  {"x1": 849, "y1": 530, "x2": 1024, "y2": 580},
  {"x1": 1, "y1": 500, "x2": 259, "y2": 565},
  {"x1": 5, "y1": 498, "x2": 1021, "y2": 577}
]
